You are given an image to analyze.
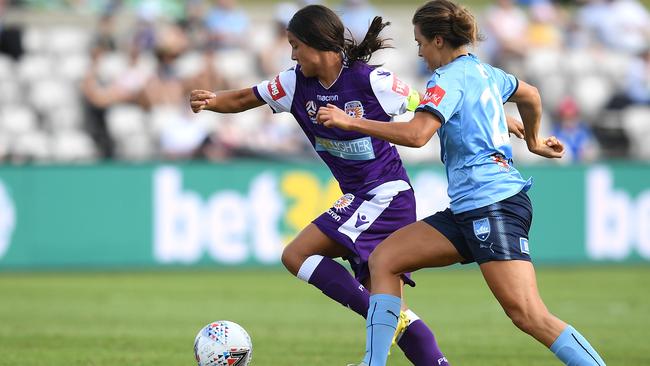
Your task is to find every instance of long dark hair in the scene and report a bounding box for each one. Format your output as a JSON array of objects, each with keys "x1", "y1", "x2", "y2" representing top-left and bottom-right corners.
[{"x1": 287, "y1": 4, "x2": 392, "y2": 65}]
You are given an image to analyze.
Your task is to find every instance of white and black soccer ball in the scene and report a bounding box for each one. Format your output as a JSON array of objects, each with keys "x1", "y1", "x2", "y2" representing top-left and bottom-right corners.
[{"x1": 193, "y1": 320, "x2": 253, "y2": 366}]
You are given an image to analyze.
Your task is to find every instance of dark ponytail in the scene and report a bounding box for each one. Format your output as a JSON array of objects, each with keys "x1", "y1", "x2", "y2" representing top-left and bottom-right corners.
[
  {"x1": 287, "y1": 5, "x2": 391, "y2": 66},
  {"x1": 344, "y1": 16, "x2": 392, "y2": 65}
]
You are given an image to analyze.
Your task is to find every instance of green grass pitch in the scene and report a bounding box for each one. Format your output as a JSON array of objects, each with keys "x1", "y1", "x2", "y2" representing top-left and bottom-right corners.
[{"x1": 0, "y1": 265, "x2": 648, "y2": 365}]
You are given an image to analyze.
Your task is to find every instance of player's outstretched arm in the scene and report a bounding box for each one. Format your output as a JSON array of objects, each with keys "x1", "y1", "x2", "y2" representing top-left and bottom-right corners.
[
  {"x1": 190, "y1": 88, "x2": 265, "y2": 114},
  {"x1": 508, "y1": 80, "x2": 564, "y2": 158},
  {"x1": 317, "y1": 103, "x2": 441, "y2": 148}
]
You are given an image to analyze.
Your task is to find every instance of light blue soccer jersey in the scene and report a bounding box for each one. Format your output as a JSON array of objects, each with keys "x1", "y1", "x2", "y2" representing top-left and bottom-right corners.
[{"x1": 416, "y1": 54, "x2": 532, "y2": 213}]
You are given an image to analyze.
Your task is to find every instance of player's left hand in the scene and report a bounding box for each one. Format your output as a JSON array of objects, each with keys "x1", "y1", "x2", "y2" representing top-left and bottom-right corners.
[
  {"x1": 506, "y1": 115, "x2": 525, "y2": 139},
  {"x1": 529, "y1": 136, "x2": 565, "y2": 159},
  {"x1": 317, "y1": 104, "x2": 354, "y2": 130},
  {"x1": 190, "y1": 90, "x2": 217, "y2": 113}
]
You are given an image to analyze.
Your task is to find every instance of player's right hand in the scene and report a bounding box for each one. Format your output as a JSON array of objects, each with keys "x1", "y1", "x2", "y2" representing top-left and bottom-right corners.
[
  {"x1": 190, "y1": 90, "x2": 217, "y2": 113},
  {"x1": 528, "y1": 136, "x2": 565, "y2": 159}
]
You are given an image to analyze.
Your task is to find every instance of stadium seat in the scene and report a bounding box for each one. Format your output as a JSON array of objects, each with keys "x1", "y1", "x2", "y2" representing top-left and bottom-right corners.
[
  {"x1": 213, "y1": 49, "x2": 257, "y2": 87},
  {"x1": 48, "y1": 26, "x2": 91, "y2": 55},
  {"x1": 621, "y1": 106, "x2": 650, "y2": 160},
  {"x1": 50, "y1": 130, "x2": 97, "y2": 162},
  {"x1": 21, "y1": 26, "x2": 46, "y2": 54},
  {"x1": 11, "y1": 131, "x2": 51, "y2": 162},
  {"x1": 115, "y1": 133, "x2": 156, "y2": 161},
  {"x1": 0, "y1": 105, "x2": 38, "y2": 136},
  {"x1": 97, "y1": 52, "x2": 129, "y2": 83},
  {"x1": 106, "y1": 104, "x2": 147, "y2": 138},
  {"x1": 0, "y1": 80, "x2": 21, "y2": 105},
  {"x1": 59, "y1": 53, "x2": 90, "y2": 81},
  {"x1": 29, "y1": 78, "x2": 78, "y2": 112},
  {"x1": 572, "y1": 75, "x2": 613, "y2": 120},
  {"x1": 0, "y1": 55, "x2": 14, "y2": 81},
  {"x1": 44, "y1": 105, "x2": 84, "y2": 132},
  {"x1": 525, "y1": 49, "x2": 561, "y2": 78},
  {"x1": 174, "y1": 51, "x2": 205, "y2": 79},
  {"x1": 17, "y1": 54, "x2": 52, "y2": 83}
]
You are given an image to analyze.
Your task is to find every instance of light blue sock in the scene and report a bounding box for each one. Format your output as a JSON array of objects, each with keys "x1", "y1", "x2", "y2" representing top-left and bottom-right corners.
[
  {"x1": 550, "y1": 325, "x2": 606, "y2": 366},
  {"x1": 362, "y1": 294, "x2": 401, "y2": 366}
]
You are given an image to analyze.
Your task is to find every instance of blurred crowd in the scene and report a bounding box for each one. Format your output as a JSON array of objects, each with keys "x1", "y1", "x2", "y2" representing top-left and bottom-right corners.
[{"x1": 0, "y1": 0, "x2": 648, "y2": 164}]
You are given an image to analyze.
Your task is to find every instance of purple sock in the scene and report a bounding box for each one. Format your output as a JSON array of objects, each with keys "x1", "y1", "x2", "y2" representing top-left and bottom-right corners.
[
  {"x1": 398, "y1": 319, "x2": 449, "y2": 366},
  {"x1": 300, "y1": 255, "x2": 370, "y2": 317},
  {"x1": 298, "y1": 255, "x2": 449, "y2": 365}
]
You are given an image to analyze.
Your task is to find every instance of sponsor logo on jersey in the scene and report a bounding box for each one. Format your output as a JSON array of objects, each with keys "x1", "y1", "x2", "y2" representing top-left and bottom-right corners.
[
  {"x1": 491, "y1": 153, "x2": 511, "y2": 172},
  {"x1": 315, "y1": 136, "x2": 375, "y2": 160},
  {"x1": 344, "y1": 100, "x2": 364, "y2": 119},
  {"x1": 520, "y1": 237, "x2": 530, "y2": 254},
  {"x1": 305, "y1": 100, "x2": 317, "y2": 123},
  {"x1": 267, "y1": 75, "x2": 286, "y2": 100},
  {"x1": 473, "y1": 218, "x2": 491, "y2": 241},
  {"x1": 377, "y1": 70, "x2": 391, "y2": 77},
  {"x1": 392, "y1": 76, "x2": 410, "y2": 97},
  {"x1": 422, "y1": 85, "x2": 446, "y2": 106},
  {"x1": 317, "y1": 94, "x2": 339, "y2": 102},
  {"x1": 333, "y1": 193, "x2": 355, "y2": 212}
]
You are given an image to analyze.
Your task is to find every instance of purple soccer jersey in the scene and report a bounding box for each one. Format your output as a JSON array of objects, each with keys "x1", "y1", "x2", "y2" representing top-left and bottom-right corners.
[{"x1": 254, "y1": 62, "x2": 417, "y2": 284}]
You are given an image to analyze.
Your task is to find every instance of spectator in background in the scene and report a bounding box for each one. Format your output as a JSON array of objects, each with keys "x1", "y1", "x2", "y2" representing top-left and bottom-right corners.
[
  {"x1": 526, "y1": 0, "x2": 563, "y2": 50},
  {"x1": 0, "y1": 0, "x2": 24, "y2": 60},
  {"x1": 179, "y1": 0, "x2": 210, "y2": 50},
  {"x1": 81, "y1": 9, "x2": 151, "y2": 160},
  {"x1": 552, "y1": 96, "x2": 599, "y2": 162},
  {"x1": 257, "y1": 2, "x2": 298, "y2": 78},
  {"x1": 604, "y1": 0, "x2": 650, "y2": 54},
  {"x1": 338, "y1": 0, "x2": 379, "y2": 43},
  {"x1": 205, "y1": 0, "x2": 250, "y2": 50},
  {"x1": 606, "y1": 47, "x2": 650, "y2": 109},
  {"x1": 482, "y1": 0, "x2": 529, "y2": 68},
  {"x1": 577, "y1": 0, "x2": 650, "y2": 53}
]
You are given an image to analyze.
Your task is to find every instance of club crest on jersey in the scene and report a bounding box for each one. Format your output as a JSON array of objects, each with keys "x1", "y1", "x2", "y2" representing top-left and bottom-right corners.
[
  {"x1": 268, "y1": 75, "x2": 286, "y2": 100},
  {"x1": 422, "y1": 85, "x2": 446, "y2": 106},
  {"x1": 306, "y1": 100, "x2": 317, "y2": 123},
  {"x1": 333, "y1": 193, "x2": 355, "y2": 212},
  {"x1": 473, "y1": 218, "x2": 490, "y2": 241},
  {"x1": 344, "y1": 101, "x2": 364, "y2": 119},
  {"x1": 392, "y1": 76, "x2": 410, "y2": 96}
]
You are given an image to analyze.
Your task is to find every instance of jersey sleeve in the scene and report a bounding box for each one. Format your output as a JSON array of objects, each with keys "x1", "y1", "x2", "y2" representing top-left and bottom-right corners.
[
  {"x1": 253, "y1": 68, "x2": 297, "y2": 113},
  {"x1": 415, "y1": 73, "x2": 463, "y2": 124},
  {"x1": 369, "y1": 67, "x2": 414, "y2": 117},
  {"x1": 489, "y1": 65, "x2": 519, "y2": 103}
]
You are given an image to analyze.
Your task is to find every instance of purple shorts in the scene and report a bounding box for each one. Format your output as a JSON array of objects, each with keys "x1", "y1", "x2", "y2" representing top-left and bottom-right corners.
[{"x1": 312, "y1": 180, "x2": 417, "y2": 287}]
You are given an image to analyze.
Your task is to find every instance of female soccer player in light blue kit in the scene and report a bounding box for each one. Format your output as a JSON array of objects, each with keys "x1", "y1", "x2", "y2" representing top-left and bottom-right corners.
[{"x1": 318, "y1": 1, "x2": 608, "y2": 365}]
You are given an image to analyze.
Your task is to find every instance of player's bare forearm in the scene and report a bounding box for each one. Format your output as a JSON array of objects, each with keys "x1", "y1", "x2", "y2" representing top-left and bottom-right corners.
[
  {"x1": 509, "y1": 81, "x2": 542, "y2": 149},
  {"x1": 349, "y1": 118, "x2": 430, "y2": 148},
  {"x1": 318, "y1": 105, "x2": 440, "y2": 148},
  {"x1": 190, "y1": 88, "x2": 264, "y2": 114},
  {"x1": 206, "y1": 88, "x2": 264, "y2": 113}
]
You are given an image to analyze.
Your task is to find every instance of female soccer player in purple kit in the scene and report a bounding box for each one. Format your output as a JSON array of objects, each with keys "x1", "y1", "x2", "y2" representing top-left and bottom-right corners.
[{"x1": 190, "y1": 5, "x2": 449, "y2": 365}]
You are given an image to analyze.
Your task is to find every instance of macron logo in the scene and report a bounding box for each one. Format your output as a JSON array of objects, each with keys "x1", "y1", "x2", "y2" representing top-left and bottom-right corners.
[
  {"x1": 423, "y1": 85, "x2": 446, "y2": 106},
  {"x1": 268, "y1": 75, "x2": 286, "y2": 100}
]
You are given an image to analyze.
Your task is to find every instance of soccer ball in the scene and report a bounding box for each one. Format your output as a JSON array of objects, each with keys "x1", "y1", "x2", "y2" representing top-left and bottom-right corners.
[{"x1": 193, "y1": 320, "x2": 253, "y2": 366}]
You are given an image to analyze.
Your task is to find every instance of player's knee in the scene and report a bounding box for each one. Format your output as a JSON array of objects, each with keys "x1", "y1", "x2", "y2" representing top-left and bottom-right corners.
[
  {"x1": 280, "y1": 245, "x2": 301, "y2": 276},
  {"x1": 368, "y1": 249, "x2": 398, "y2": 276},
  {"x1": 505, "y1": 304, "x2": 548, "y2": 335}
]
